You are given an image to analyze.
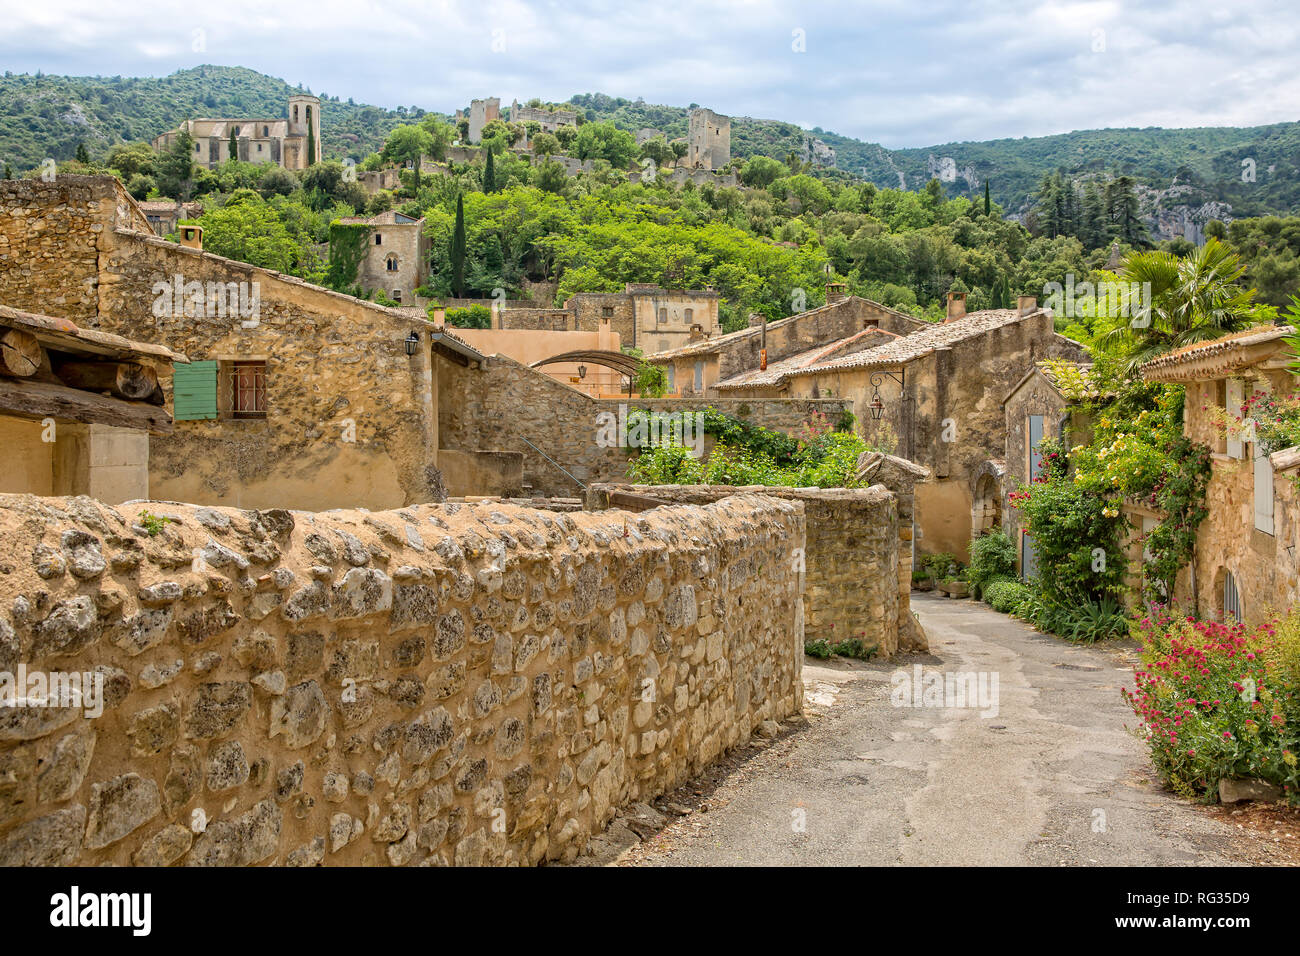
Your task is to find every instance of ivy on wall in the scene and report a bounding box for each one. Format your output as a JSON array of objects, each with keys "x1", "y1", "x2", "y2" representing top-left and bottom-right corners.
[{"x1": 326, "y1": 221, "x2": 371, "y2": 292}]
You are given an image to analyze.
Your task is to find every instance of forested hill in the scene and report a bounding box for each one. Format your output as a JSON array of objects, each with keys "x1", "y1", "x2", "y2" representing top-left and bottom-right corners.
[
  {"x1": 571, "y1": 92, "x2": 1300, "y2": 218},
  {"x1": 2, "y1": 66, "x2": 1296, "y2": 219},
  {"x1": 0, "y1": 65, "x2": 421, "y2": 170}
]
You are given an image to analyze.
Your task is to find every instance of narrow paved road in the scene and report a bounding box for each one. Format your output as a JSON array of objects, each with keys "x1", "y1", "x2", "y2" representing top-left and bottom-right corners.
[{"x1": 608, "y1": 593, "x2": 1251, "y2": 866}]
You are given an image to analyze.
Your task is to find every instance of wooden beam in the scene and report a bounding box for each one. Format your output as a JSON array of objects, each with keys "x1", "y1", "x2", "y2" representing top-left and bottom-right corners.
[
  {"x1": 0, "y1": 329, "x2": 42, "y2": 377},
  {"x1": 0, "y1": 377, "x2": 173, "y2": 435},
  {"x1": 54, "y1": 360, "x2": 159, "y2": 400}
]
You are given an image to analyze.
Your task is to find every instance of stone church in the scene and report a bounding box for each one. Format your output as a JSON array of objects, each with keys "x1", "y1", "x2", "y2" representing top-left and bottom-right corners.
[{"x1": 152, "y1": 94, "x2": 323, "y2": 171}]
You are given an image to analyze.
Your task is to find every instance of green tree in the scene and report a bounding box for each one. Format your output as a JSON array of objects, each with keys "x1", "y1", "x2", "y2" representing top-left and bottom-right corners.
[
  {"x1": 739, "y1": 155, "x2": 787, "y2": 188},
  {"x1": 554, "y1": 125, "x2": 578, "y2": 151},
  {"x1": 1100, "y1": 238, "x2": 1266, "y2": 371},
  {"x1": 451, "y1": 193, "x2": 466, "y2": 297},
  {"x1": 229, "y1": 127, "x2": 238, "y2": 162},
  {"x1": 75, "y1": 141, "x2": 89, "y2": 164},
  {"x1": 157, "y1": 129, "x2": 196, "y2": 200},
  {"x1": 573, "y1": 121, "x2": 637, "y2": 168},
  {"x1": 383, "y1": 124, "x2": 434, "y2": 188},
  {"x1": 198, "y1": 194, "x2": 302, "y2": 273},
  {"x1": 483, "y1": 149, "x2": 496, "y2": 193},
  {"x1": 306, "y1": 116, "x2": 316, "y2": 166},
  {"x1": 531, "y1": 132, "x2": 560, "y2": 158},
  {"x1": 418, "y1": 117, "x2": 455, "y2": 161}
]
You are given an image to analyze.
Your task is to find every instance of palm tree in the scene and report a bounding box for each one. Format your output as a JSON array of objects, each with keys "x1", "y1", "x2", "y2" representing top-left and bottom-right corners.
[{"x1": 1100, "y1": 237, "x2": 1265, "y2": 373}]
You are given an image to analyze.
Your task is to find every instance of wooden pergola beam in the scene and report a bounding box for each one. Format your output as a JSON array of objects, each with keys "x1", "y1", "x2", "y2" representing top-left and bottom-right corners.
[{"x1": 0, "y1": 377, "x2": 173, "y2": 435}]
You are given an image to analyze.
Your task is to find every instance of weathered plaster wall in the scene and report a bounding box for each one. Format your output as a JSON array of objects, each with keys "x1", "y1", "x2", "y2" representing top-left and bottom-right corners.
[{"x1": 0, "y1": 491, "x2": 804, "y2": 866}]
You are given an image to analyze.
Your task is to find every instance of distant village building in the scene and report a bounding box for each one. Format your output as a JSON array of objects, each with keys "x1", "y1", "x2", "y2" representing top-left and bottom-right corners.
[
  {"x1": 688, "y1": 107, "x2": 730, "y2": 170},
  {"x1": 152, "y1": 94, "x2": 323, "y2": 171},
  {"x1": 465, "y1": 97, "x2": 501, "y2": 144},
  {"x1": 331, "y1": 210, "x2": 430, "y2": 304},
  {"x1": 136, "y1": 200, "x2": 203, "y2": 237},
  {"x1": 509, "y1": 99, "x2": 578, "y2": 133},
  {"x1": 498, "y1": 284, "x2": 721, "y2": 354}
]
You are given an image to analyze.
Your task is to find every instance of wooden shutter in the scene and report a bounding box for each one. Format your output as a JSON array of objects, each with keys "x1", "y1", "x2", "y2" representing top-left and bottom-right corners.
[
  {"x1": 172, "y1": 360, "x2": 218, "y2": 420},
  {"x1": 1254, "y1": 446, "x2": 1275, "y2": 535},
  {"x1": 1226, "y1": 378, "x2": 1244, "y2": 459},
  {"x1": 1028, "y1": 415, "x2": 1044, "y2": 477}
]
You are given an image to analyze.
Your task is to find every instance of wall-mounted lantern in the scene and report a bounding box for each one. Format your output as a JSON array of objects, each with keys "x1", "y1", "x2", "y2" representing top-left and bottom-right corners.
[
  {"x1": 577, "y1": 364, "x2": 587, "y2": 380},
  {"x1": 868, "y1": 369, "x2": 905, "y2": 420},
  {"x1": 404, "y1": 331, "x2": 420, "y2": 356}
]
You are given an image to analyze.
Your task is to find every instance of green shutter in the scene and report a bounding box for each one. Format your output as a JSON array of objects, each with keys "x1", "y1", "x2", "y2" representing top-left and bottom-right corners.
[{"x1": 172, "y1": 360, "x2": 218, "y2": 420}]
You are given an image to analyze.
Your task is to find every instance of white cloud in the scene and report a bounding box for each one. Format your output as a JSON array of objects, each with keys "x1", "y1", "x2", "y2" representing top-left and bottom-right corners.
[{"x1": 0, "y1": 0, "x2": 1294, "y2": 147}]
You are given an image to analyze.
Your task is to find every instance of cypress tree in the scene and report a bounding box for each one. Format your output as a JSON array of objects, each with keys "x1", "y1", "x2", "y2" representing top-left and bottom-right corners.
[
  {"x1": 307, "y1": 116, "x2": 316, "y2": 166},
  {"x1": 451, "y1": 194, "x2": 466, "y2": 298},
  {"x1": 75, "y1": 142, "x2": 89, "y2": 164},
  {"x1": 483, "y1": 149, "x2": 495, "y2": 193},
  {"x1": 983, "y1": 180, "x2": 991, "y2": 216},
  {"x1": 229, "y1": 127, "x2": 238, "y2": 162}
]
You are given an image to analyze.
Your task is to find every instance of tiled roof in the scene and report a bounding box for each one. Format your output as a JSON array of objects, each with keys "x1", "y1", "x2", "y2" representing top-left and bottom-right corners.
[
  {"x1": 714, "y1": 327, "x2": 899, "y2": 390},
  {"x1": 648, "y1": 296, "x2": 920, "y2": 362},
  {"x1": 0, "y1": 303, "x2": 188, "y2": 364},
  {"x1": 335, "y1": 210, "x2": 424, "y2": 226},
  {"x1": 1140, "y1": 325, "x2": 1293, "y2": 379},
  {"x1": 782, "y1": 309, "x2": 1044, "y2": 379}
]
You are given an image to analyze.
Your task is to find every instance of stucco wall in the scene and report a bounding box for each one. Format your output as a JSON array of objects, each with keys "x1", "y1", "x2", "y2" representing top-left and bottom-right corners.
[{"x1": 0, "y1": 491, "x2": 804, "y2": 866}]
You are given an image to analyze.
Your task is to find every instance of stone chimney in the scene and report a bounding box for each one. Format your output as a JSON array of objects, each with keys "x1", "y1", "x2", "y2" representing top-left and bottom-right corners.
[
  {"x1": 945, "y1": 291, "x2": 966, "y2": 322},
  {"x1": 826, "y1": 282, "x2": 847, "y2": 305},
  {"x1": 689, "y1": 323, "x2": 704, "y2": 342},
  {"x1": 430, "y1": 307, "x2": 447, "y2": 328},
  {"x1": 1017, "y1": 295, "x2": 1038, "y2": 316},
  {"x1": 178, "y1": 224, "x2": 203, "y2": 251},
  {"x1": 748, "y1": 312, "x2": 765, "y2": 328}
]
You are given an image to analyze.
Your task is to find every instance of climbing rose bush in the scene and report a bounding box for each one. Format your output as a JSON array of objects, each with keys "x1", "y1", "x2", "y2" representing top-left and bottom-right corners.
[{"x1": 1123, "y1": 608, "x2": 1300, "y2": 803}]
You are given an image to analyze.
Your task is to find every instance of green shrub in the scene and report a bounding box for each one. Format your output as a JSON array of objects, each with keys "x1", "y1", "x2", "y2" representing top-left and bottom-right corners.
[
  {"x1": 920, "y1": 552, "x2": 958, "y2": 579},
  {"x1": 830, "y1": 638, "x2": 877, "y2": 660},
  {"x1": 985, "y1": 578, "x2": 1031, "y2": 614},
  {"x1": 1055, "y1": 597, "x2": 1130, "y2": 643},
  {"x1": 804, "y1": 639, "x2": 833, "y2": 659},
  {"x1": 968, "y1": 531, "x2": 1016, "y2": 595}
]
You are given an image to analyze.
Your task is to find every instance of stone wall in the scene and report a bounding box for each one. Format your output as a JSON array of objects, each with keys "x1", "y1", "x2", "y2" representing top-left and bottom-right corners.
[
  {"x1": 0, "y1": 491, "x2": 804, "y2": 866},
  {"x1": 438, "y1": 354, "x2": 853, "y2": 497},
  {"x1": 586, "y1": 472, "x2": 928, "y2": 657}
]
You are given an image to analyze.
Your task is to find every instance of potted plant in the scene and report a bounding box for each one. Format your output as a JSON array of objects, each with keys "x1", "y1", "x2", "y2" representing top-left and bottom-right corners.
[
  {"x1": 911, "y1": 568, "x2": 934, "y2": 592},
  {"x1": 941, "y1": 568, "x2": 970, "y2": 598}
]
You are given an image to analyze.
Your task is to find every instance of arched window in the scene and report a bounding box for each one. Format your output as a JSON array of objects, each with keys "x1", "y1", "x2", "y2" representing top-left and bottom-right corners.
[
  {"x1": 1223, "y1": 570, "x2": 1242, "y2": 623},
  {"x1": 386, "y1": 255, "x2": 399, "y2": 272},
  {"x1": 658, "y1": 307, "x2": 667, "y2": 324}
]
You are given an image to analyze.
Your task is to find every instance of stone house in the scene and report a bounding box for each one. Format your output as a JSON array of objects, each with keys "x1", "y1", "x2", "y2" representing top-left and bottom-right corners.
[
  {"x1": 331, "y1": 210, "x2": 430, "y2": 304},
  {"x1": 0, "y1": 303, "x2": 184, "y2": 503},
  {"x1": 136, "y1": 200, "x2": 203, "y2": 238},
  {"x1": 152, "y1": 95, "x2": 322, "y2": 171},
  {"x1": 500, "y1": 284, "x2": 721, "y2": 355},
  {"x1": 1141, "y1": 324, "x2": 1300, "y2": 623},
  {"x1": 649, "y1": 292, "x2": 927, "y2": 400},
  {"x1": 706, "y1": 294, "x2": 1088, "y2": 558}
]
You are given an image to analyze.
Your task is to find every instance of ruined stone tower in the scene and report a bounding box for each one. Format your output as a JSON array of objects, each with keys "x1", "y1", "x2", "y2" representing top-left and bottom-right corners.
[{"x1": 688, "y1": 107, "x2": 730, "y2": 170}]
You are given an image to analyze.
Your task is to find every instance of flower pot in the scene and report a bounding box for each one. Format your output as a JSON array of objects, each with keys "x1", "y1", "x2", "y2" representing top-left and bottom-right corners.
[{"x1": 945, "y1": 582, "x2": 970, "y2": 599}]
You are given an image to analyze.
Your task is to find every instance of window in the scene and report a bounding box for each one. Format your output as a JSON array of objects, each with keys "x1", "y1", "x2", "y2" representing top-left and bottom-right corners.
[
  {"x1": 658, "y1": 308, "x2": 667, "y2": 324},
  {"x1": 257, "y1": 144, "x2": 262, "y2": 153},
  {"x1": 293, "y1": 106, "x2": 299, "y2": 123},
  {"x1": 1223, "y1": 570, "x2": 1242, "y2": 623},
  {"x1": 386, "y1": 255, "x2": 399, "y2": 272},
  {"x1": 263, "y1": 125, "x2": 269, "y2": 136},
  {"x1": 693, "y1": 361, "x2": 704, "y2": 391},
  {"x1": 374, "y1": 233, "x2": 383, "y2": 245},
  {"x1": 665, "y1": 365, "x2": 675, "y2": 390},
  {"x1": 172, "y1": 360, "x2": 218, "y2": 421},
  {"x1": 601, "y1": 307, "x2": 614, "y2": 318},
  {"x1": 392, "y1": 290, "x2": 402, "y2": 303},
  {"x1": 227, "y1": 361, "x2": 267, "y2": 419},
  {"x1": 685, "y1": 308, "x2": 694, "y2": 323}
]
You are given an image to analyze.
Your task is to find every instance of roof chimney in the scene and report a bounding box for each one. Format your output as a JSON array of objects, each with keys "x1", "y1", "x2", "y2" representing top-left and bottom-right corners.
[
  {"x1": 1017, "y1": 294, "x2": 1038, "y2": 316},
  {"x1": 178, "y1": 224, "x2": 203, "y2": 251},
  {"x1": 945, "y1": 291, "x2": 967, "y2": 322},
  {"x1": 689, "y1": 323, "x2": 704, "y2": 342},
  {"x1": 748, "y1": 312, "x2": 765, "y2": 328},
  {"x1": 826, "y1": 282, "x2": 847, "y2": 305},
  {"x1": 431, "y1": 307, "x2": 447, "y2": 328}
]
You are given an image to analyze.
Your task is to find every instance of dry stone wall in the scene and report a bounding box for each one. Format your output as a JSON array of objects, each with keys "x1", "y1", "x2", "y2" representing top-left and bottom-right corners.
[
  {"x1": 0, "y1": 491, "x2": 803, "y2": 866},
  {"x1": 587, "y1": 482, "x2": 922, "y2": 658}
]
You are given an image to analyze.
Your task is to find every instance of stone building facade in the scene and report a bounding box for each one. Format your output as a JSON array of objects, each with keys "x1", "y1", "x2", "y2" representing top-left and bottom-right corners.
[
  {"x1": 0, "y1": 491, "x2": 805, "y2": 866},
  {"x1": 499, "y1": 284, "x2": 722, "y2": 355},
  {"x1": 687, "y1": 108, "x2": 730, "y2": 170},
  {"x1": 153, "y1": 95, "x2": 323, "y2": 171},
  {"x1": 1142, "y1": 325, "x2": 1300, "y2": 623},
  {"x1": 466, "y1": 98, "x2": 501, "y2": 145},
  {"x1": 332, "y1": 210, "x2": 430, "y2": 304},
  {"x1": 649, "y1": 294, "x2": 927, "y2": 399},
  {"x1": 509, "y1": 100, "x2": 578, "y2": 133},
  {"x1": 699, "y1": 295, "x2": 1088, "y2": 559}
]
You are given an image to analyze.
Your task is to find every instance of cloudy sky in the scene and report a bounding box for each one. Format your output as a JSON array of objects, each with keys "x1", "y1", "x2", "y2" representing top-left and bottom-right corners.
[{"x1": 1, "y1": 0, "x2": 1296, "y2": 148}]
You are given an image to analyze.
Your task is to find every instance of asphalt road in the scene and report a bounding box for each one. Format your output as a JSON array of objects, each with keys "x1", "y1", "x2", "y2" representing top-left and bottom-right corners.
[{"x1": 609, "y1": 592, "x2": 1247, "y2": 866}]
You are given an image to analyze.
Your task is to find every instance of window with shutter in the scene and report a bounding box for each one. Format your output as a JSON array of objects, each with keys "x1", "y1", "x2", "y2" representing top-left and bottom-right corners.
[
  {"x1": 1226, "y1": 378, "x2": 1244, "y2": 459},
  {"x1": 1254, "y1": 445, "x2": 1275, "y2": 534},
  {"x1": 172, "y1": 361, "x2": 218, "y2": 420}
]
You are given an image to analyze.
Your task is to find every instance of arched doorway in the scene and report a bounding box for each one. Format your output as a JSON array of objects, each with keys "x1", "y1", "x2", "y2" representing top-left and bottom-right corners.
[{"x1": 970, "y1": 460, "x2": 1006, "y2": 540}]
